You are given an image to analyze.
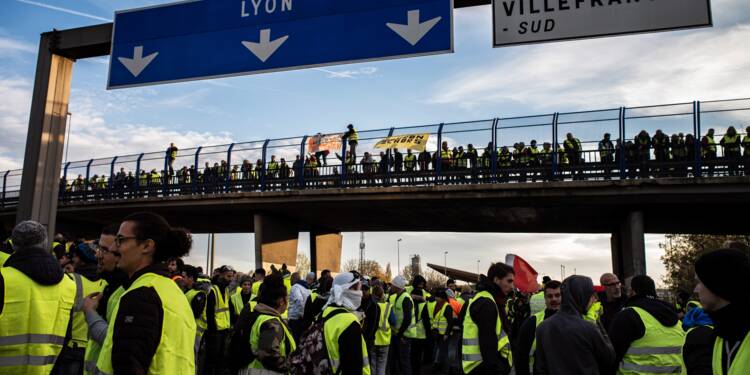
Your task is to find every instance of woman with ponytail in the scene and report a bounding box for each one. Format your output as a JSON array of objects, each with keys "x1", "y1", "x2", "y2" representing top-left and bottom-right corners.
[{"x1": 94, "y1": 212, "x2": 197, "y2": 374}]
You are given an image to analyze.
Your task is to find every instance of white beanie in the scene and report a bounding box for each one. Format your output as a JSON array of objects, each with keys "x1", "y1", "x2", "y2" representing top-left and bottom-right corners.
[{"x1": 391, "y1": 275, "x2": 407, "y2": 289}]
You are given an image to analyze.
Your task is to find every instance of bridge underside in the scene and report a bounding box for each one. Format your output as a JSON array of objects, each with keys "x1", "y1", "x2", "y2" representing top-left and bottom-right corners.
[{"x1": 2, "y1": 177, "x2": 747, "y2": 236}]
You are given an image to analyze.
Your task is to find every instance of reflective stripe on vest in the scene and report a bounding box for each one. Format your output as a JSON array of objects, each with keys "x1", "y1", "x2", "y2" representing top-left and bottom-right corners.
[
  {"x1": 212, "y1": 285, "x2": 231, "y2": 330},
  {"x1": 374, "y1": 302, "x2": 392, "y2": 346},
  {"x1": 0, "y1": 266, "x2": 76, "y2": 375},
  {"x1": 67, "y1": 273, "x2": 106, "y2": 349},
  {"x1": 322, "y1": 307, "x2": 370, "y2": 375},
  {"x1": 95, "y1": 273, "x2": 196, "y2": 375},
  {"x1": 617, "y1": 306, "x2": 685, "y2": 375},
  {"x1": 462, "y1": 290, "x2": 512, "y2": 374},
  {"x1": 528, "y1": 310, "x2": 546, "y2": 374},
  {"x1": 248, "y1": 314, "x2": 296, "y2": 370},
  {"x1": 430, "y1": 302, "x2": 449, "y2": 335},
  {"x1": 712, "y1": 332, "x2": 750, "y2": 375}
]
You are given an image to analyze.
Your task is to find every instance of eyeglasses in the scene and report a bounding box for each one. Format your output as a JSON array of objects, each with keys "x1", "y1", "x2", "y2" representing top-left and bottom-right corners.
[
  {"x1": 114, "y1": 235, "x2": 138, "y2": 247},
  {"x1": 603, "y1": 281, "x2": 621, "y2": 287}
]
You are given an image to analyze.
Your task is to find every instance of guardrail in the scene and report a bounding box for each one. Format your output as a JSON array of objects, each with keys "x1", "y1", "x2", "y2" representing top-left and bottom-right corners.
[{"x1": 1, "y1": 98, "x2": 749, "y2": 208}]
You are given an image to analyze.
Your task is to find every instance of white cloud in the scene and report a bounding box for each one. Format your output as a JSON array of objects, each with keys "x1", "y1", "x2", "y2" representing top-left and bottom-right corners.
[
  {"x1": 430, "y1": 24, "x2": 750, "y2": 112},
  {"x1": 0, "y1": 36, "x2": 35, "y2": 54},
  {"x1": 0, "y1": 77, "x2": 32, "y2": 170},
  {"x1": 313, "y1": 67, "x2": 379, "y2": 79}
]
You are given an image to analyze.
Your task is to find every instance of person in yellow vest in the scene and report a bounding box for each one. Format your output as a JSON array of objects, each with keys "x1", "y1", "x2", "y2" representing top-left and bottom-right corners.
[
  {"x1": 428, "y1": 289, "x2": 454, "y2": 374},
  {"x1": 321, "y1": 272, "x2": 370, "y2": 375},
  {"x1": 55, "y1": 242, "x2": 107, "y2": 374},
  {"x1": 93, "y1": 212, "x2": 195, "y2": 374},
  {"x1": 302, "y1": 274, "x2": 333, "y2": 331},
  {"x1": 407, "y1": 274, "x2": 432, "y2": 374},
  {"x1": 230, "y1": 275, "x2": 254, "y2": 325},
  {"x1": 462, "y1": 263, "x2": 515, "y2": 375},
  {"x1": 182, "y1": 264, "x2": 209, "y2": 373},
  {"x1": 0, "y1": 220, "x2": 77, "y2": 375},
  {"x1": 251, "y1": 268, "x2": 266, "y2": 298},
  {"x1": 691, "y1": 248, "x2": 750, "y2": 375},
  {"x1": 387, "y1": 275, "x2": 414, "y2": 374},
  {"x1": 229, "y1": 273, "x2": 295, "y2": 373},
  {"x1": 80, "y1": 224, "x2": 128, "y2": 375},
  {"x1": 608, "y1": 275, "x2": 685, "y2": 374},
  {"x1": 720, "y1": 126, "x2": 742, "y2": 176},
  {"x1": 205, "y1": 264, "x2": 235, "y2": 375},
  {"x1": 166, "y1": 143, "x2": 178, "y2": 176},
  {"x1": 535, "y1": 275, "x2": 615, "y2": 374},
  {"x1": 514, "y1": 280, "x2": 561, "y2": 375},
  {"x1": 343, "y1": 124, "x2": 359, "y2": 160},
  {"x1": 370, "y1": 285, "x2": 394, "y2": 375}
]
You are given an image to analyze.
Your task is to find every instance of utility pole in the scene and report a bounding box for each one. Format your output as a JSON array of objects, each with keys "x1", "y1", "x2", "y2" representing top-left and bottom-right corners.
[
  {"x1": 359, "y1": 232, "x2": 366, "y2": 273},
  {"x1": 444, "y1": 251, "x2": 448, "y2": 276}
]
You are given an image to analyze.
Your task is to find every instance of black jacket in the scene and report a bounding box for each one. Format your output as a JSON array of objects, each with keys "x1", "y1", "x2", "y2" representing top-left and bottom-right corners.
[
  {"x1": 96, "y1": 269, "x2": 128, "y2": 318},
  {"x1": 597, "y1": 291, "x2": 626, "y2": 331},
  {"x1": 708, "y1": 300, "x2": 750, "y2": 374},
  {"x1": 110, "y1": 263, "x2": 171, "y2": 375},
  {"x1": 608, "y1": 295, "x2": 680, "y2": 367},
  {"x1": 0, "y1": 247, "x2": 73, "y2": 346},
  {"x1": 467, "y1": 280, "x2": 511, "y2": 375},
  {"x1": 683, "y1": 325, "x2": 714, "y2": 375},
  {"x1": 302, "y1": 292, "x2": 329, "y2": 329},
  {"x1": 514, "y1": 309, "x2": 556, "y2": 375},
  {"x1": 535, "y1": 276, "x2": 615, "y2": 375},
  {"x1": 360, "y1": 295, "x2": 378, "y2": 343}
]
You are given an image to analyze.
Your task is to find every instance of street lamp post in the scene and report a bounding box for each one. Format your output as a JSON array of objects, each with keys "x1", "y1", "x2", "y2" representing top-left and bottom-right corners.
[
  {"x1": 397, "y1": 238, "x2": 402, "y2": 276},
  {"x1": 477, "y1": 260, "x2": 480, "y2": 282},
  {"x1": 444, "y1": 251, "x2": 448, "y2": 276}
]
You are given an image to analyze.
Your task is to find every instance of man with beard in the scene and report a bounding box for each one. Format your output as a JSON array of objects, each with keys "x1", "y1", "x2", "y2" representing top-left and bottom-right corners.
[
  {"x1": 535, "y1": 275, "x2": 615, "y2": 375},
  {"x1": 79, "y1": 224, "x2": 129, "y2": 375},
  {"x1": 599, "y1": 273, "x2": 626, "y2": 331},
  {"x1": 514, "y1": 280, "x2": 562, "y2": 375}
]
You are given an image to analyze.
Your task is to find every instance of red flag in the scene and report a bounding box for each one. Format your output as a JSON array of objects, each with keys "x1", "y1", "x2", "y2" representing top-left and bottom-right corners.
[{"x1": 505, "y1": 254, "x2": 539, "y2": 293}]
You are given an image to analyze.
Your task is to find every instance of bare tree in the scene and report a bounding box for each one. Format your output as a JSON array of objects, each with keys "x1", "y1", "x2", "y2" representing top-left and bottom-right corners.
[
  {"x1": 296, "y1": 253, "x2": 311, "y2": 277},
  {"x1": 342, "y1": 258, "x2": 386, "y2": 280}
]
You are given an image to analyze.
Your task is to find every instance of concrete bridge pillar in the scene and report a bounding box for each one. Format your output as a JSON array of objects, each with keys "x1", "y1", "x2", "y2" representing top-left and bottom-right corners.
[
  {"x1": 611, "y1": 210, "x2": 646, "y2": 281},
  {"x1": 253, "y1": 214, "x2": 298, "y2": 271},
  {"x1": 309, "y1": 230, "x2": 342, "y2": 275}
]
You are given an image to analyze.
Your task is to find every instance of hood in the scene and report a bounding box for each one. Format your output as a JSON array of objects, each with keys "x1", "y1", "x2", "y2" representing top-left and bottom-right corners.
[
  {"x1": 254, "y1": 302, "x2": 283, "y2": 317},
  {"x1": 5, "y1": 247, "x2": 64, "y2": 285},
  {"x1": 560, "y1": 275, "x2": 594, "y2": 315},
  {"x1": 627, "y1": 295, "x2": 679, "y2": 327}
]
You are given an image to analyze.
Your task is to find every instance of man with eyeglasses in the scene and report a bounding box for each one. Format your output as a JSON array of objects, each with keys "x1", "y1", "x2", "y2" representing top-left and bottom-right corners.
[
  {"x1": 598, "y1": 273, "x2": 626, "y2": 331},
  {"x1": 80, "y1": 224, "x2": 128, "y2": 375}
]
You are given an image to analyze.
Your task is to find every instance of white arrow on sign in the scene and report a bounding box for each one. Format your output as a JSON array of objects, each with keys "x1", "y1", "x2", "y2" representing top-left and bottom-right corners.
[
  {"x1": 242, "y1": 29, "x2": 289, "y2": 63},
  {"x1": 386, "y1": 10, "x2": 441, "y2": 46},
  {"x1": 118, "y1": 46, "x2": 159, "y2": 77}
]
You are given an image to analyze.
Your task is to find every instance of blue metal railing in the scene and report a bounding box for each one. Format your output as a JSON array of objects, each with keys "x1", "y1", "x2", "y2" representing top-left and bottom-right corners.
[{"x1": 1, "y1": 98, "x2": 750, "y2": 207}]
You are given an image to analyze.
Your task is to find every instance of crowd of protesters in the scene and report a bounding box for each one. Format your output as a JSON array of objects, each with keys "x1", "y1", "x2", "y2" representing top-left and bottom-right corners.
[
  {"x1": 47, "y1": 125, "x2": 750, "y2": 202},
  {"x1": 0, "y1": 215, "x2": 748, "y2": 374}
]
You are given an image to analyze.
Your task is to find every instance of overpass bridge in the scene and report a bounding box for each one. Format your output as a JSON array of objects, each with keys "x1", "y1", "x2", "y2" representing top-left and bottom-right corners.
[{"x1": 5, "y1": 17, "x2": 750, "y2": 279}]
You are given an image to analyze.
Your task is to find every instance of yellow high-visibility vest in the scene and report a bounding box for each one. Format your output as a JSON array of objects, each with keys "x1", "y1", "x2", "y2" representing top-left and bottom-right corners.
[
  {"x1": 322, "y1": 307, "x2": 370, "y2": 375},
  {"x1": 461, "y1": 290, "x2": 512, "y2": 374},
  {"x1": 0, "y1": 266, "x2": 76, "y2": 375}
]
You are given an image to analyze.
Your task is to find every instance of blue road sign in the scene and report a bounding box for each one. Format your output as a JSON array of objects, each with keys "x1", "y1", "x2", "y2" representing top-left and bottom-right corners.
[{"x1": 108, "y1": 0, "x2": 453, "y2": 89}]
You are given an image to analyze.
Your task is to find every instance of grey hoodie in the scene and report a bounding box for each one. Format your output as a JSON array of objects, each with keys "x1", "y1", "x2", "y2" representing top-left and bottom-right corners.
[{"x1": 534, "y1": 275, "x2": 616, "y2": 375}]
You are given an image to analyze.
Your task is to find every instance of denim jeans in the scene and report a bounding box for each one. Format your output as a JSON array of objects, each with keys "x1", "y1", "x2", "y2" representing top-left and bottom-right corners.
[{"x1": 370, "y1": 345, "x2": 390, "y2": 375}]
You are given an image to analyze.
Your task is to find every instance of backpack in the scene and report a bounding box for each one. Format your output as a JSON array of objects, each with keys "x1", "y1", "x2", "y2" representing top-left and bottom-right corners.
[{"x1": 287, "y1": 309, "x2": 346, "y2": 375}]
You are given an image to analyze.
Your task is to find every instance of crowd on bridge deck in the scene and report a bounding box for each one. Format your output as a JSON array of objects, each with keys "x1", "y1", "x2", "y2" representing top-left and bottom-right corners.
[
  {"x1": 53, "y1": 124, "x2": 750, "y2": 198},
  {"x1": 1, "y1": 212, "x2": 749, "y2": 375}
]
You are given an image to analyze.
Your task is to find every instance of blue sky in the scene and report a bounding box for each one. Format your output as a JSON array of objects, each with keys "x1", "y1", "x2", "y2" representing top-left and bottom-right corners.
[{"x1": 2, "y1": 0, "x2": 750, "y2": 284}]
